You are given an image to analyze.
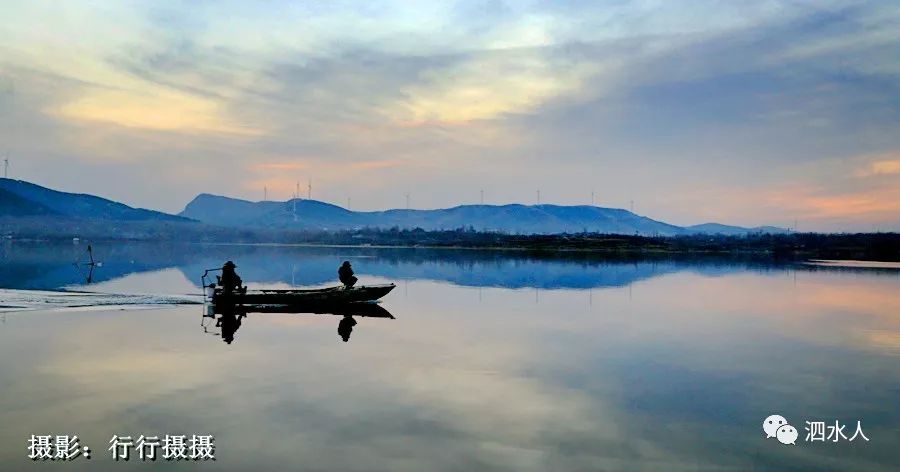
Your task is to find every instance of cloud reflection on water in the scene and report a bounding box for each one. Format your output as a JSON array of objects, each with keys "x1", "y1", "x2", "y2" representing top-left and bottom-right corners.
[{"x1": 1, "y1": 245, "x2": 899, "y2": 469}]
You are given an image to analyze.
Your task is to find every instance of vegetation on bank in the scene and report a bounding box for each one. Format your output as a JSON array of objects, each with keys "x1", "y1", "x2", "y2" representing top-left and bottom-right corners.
[
  {"x1": 3, "y1": 218, "x2": 899, "y2": 261},
  {"x1": 284, "y1": 227, "x2": 900, "y2": 261}
]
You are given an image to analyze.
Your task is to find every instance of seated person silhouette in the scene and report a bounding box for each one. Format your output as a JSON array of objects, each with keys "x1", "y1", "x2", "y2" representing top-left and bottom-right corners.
[
  {"x1": 338, "y1": 315, "x2": 356, "y2": 342},
  {"x1": 219, "y1": 261, "x2": 244, "y2": 293},
  {"x1": 338, "y1": 261, "x2": 357, "y2": 288}
]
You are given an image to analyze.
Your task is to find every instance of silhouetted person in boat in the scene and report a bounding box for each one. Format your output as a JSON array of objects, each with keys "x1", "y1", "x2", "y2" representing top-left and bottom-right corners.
[
  {"x1": 338, "y1": 261, "x2": 357, "y2": 288},
  {"x1": 338, "y1": 315, "x2": 356, "y2": 342},
  {"x1": 216, "y1": 304, "x2": 244, "y2": 345},
  {"x1": 220, "y1": 261, "x2": 243, "y2": 293}
]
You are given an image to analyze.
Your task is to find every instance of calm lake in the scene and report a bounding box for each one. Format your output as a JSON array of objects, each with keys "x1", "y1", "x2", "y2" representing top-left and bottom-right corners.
[{"x1": 1, "y1": 241, "x2": 899, "y2": 471}]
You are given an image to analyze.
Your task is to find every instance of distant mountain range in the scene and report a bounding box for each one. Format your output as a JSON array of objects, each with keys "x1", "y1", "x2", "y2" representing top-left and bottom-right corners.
[
  {"x1": 0, "y1": 179, "x2": 189, "y2": 222},
  {"x1": 0, "y1": 178, "x2": 788, "y2": 237},
  {"x1": 180, "y1": 193, "x2": 788, "y2": 236}
]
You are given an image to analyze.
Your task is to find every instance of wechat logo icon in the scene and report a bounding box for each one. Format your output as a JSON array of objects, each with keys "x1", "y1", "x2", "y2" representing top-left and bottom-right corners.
[{"x1": 763, "y1": 414, "x2": 797, "y2": 445}]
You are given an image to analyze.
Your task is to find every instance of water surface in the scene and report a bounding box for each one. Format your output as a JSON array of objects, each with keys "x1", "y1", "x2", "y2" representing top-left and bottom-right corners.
[{"x1": 1, "y1": 242, "x2": 898, "y2": 470}]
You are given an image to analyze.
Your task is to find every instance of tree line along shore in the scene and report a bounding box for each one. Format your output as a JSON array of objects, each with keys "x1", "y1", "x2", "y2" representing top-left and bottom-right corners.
[{"x1": 2, "y1": 219, "x2": 899, "y2": 262}]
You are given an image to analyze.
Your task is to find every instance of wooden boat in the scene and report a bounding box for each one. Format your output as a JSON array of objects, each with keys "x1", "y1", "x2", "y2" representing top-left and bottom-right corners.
[{"x1": 211, "y1": 284, "x2": 395, "y2": 306}]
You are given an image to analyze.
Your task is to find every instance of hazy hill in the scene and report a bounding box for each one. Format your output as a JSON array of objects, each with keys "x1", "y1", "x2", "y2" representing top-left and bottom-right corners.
[
  {"x1": 0, "y1": 178, "x2": 190, "y2": 221},
  {"x1": 180, "y1": 194, "x2": 363, "y2": 228},
  {"x1": 180, "y1": 194, "x2": 780, "y2": 236},
  {"x1": 686, "y1": 223, "x2": 791, "y2": 236},
  {"x1": 0, "y1": 187, "x2": 59, "y2": 216},
  {"x1": 181, "y1": 194, "x2": 685, "y2": 234},
  {"x1": 362, "y1": 204, "x2": 685, "y2": 235},
  {"x1": 0, "y1": 179, "x2": 787, "y2": 238}
]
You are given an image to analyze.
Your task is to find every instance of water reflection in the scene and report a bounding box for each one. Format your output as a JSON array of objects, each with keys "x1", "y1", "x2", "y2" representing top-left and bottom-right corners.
[
  {"x1": 216, "y1": 304, "x2": 245, "y2": 345},
  {"x1": 3, "y1": 241, "x2": 898, "y2": 293},
  {"x1": 338, "y1": 315, "x2": 355, "y2": 342},
  {"x1": 1, "y1": 245, "x2": 899, "y2": 470},
  {"x1": 203, "y1": 302, "x2": 395, "y2": 345},
  {"x1": 72, "y1": 244, "x2": 102, "y2": 284}
]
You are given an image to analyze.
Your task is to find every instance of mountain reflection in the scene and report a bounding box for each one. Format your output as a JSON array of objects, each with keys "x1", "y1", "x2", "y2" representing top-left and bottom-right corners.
[{"x1": 3, "y1": 241, "x2": 898, "y2": 292}]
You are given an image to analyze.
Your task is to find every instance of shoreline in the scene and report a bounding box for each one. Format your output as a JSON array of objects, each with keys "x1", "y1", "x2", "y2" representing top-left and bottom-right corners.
[{"x1": 4, "y1": 228, "x2": 900, "y2": 262}]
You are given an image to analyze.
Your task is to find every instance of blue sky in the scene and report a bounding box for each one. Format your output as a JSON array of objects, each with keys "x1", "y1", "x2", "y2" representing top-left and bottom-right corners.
[{"x1": 1, "y1": 1, "x2": 899, "y2": 230}]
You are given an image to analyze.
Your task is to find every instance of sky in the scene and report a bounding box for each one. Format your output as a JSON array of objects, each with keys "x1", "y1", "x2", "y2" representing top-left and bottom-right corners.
[{"x1": 1, "y1": 0, "x2": 899, "y2": 231}]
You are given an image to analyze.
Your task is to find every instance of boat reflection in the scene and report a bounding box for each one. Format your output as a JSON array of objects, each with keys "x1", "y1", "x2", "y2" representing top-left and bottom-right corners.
[
  {"x1": 202, "y1": 302, "x2": 395, "y2": 345},
  {"x1": 217, "y1": 305, "x2": 244, "y2": 345},
  {"x1": 338, "y1": 315, "x2": 355, "y2": 342}
]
